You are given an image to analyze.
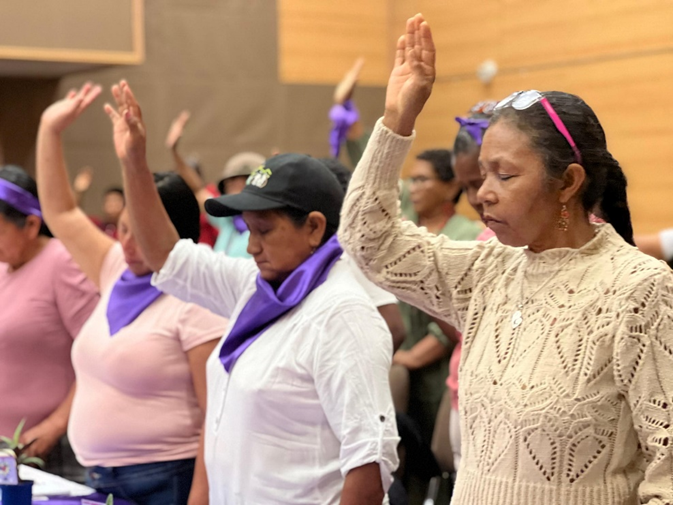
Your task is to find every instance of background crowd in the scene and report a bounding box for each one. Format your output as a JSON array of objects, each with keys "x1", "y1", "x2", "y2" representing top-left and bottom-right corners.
[{"x1": 1, "y1": 12, "x2": 672, "y2": 505}]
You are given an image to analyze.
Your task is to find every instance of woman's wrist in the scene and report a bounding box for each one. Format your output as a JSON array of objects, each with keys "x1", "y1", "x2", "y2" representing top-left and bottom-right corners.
[
  {"x1": 121, "y1": 154, "x2": 150, "y2": 174},
  {"x1": 382, "y1": 110, "x2": 415, "y2": 137}
]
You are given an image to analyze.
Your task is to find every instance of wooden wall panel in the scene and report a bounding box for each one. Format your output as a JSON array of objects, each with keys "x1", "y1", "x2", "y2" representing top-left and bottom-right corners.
[
  {"x1": 278, "y1": 0, "x2": 390, "y2": 85},
  {"x1": 0, "y1": 0, "x2": 143, "y2": 65},
  {"x1": 397, "y1": 0, "x2": 673, "y2": 78}
]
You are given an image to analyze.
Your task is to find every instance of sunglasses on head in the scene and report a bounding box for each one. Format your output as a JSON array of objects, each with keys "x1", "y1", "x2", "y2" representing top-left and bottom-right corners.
[{"x1": 495, "y1": 90, "x2": 583, "y2": 165}]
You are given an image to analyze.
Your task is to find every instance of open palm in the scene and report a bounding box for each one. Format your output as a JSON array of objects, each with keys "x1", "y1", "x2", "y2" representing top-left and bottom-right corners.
[
  {"x1": 104, "y1": 80, "x2": 147, "y2": 167},
  {"x1": 384, "y1": 15, "x2": 436, "y2": 134},
  {"x1": 165, "y1": 110, "x2": 191, "y2": 150},
  {"x1": 41, "y1": 83, "x2": 102, "y2": 134}
]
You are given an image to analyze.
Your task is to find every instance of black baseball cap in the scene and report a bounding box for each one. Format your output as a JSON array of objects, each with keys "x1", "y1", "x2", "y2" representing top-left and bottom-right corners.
[{"x1": 204, "y1": 153, "x2": 345, "y2": 227}]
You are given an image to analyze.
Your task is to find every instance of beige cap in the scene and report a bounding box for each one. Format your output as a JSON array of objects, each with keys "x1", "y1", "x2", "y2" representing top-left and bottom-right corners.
[{"x1": 219, "y1": 152, "x2": 266, "y2": 183}]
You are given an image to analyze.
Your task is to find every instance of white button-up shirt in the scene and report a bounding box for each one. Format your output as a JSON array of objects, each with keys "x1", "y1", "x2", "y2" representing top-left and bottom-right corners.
[{"x1": 154, "y1": 240, "x2": 399, "y2": 504}]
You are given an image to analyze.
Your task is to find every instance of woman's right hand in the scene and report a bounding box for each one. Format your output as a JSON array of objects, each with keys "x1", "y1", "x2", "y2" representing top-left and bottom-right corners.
[
  {"x1": 383, "y1": 14, "x2": 436, "y2": 136},
  {"x1": 40, "y1": 83, "x2": 102, "y2": 135}
]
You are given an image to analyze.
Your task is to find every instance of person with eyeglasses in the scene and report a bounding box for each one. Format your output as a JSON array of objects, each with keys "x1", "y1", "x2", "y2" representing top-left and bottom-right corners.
[
  {"x1": 396, "y1": 149, "x2": 481, "y2": 446},
  {"x1": 340, "y1": 14, "x2": 673, "y2": 505}
]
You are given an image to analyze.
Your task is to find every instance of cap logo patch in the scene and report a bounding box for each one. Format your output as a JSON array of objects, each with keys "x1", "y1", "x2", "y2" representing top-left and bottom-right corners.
[{"x1": 247, "y1": 166, "x2": 272, "y2": 188}]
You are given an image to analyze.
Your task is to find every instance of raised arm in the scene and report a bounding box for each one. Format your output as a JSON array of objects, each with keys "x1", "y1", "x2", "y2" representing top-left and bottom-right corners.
[
  {"x1": 338, "y1": 16, "x2": 492, "y2": 330},
  {"x1": 37, "y1": 84, "x2": 115, "y2": 287},
  {"x1": 72, "y1": 166, "x2": 93, "y2": 207},
  {"x1": 104, "y1": 80, "x2": 179, "y2": 272},
  {"x1": 165, "y1": 110, "x2": 213, "y2": 214}
]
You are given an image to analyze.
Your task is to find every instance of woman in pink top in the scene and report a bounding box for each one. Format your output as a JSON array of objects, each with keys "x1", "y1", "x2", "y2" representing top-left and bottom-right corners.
[
  {"x1": 35, "y1": 84, "x2": 229, "y2": 505},
  {"x1": 0, "y1": 165, "x2": 99, "y2": 477}
]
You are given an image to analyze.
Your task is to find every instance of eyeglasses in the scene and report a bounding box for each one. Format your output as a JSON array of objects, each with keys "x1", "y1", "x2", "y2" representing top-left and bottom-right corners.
[
  {"x1": 495, "y1": 90, "x2": 582, "y2": 165},
  {"x1": 408, "y1": 176, "x2": 439, "y2": 185}
]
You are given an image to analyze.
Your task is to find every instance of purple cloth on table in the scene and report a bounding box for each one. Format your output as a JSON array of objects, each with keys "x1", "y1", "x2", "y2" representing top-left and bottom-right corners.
[
  {"x1": 219, "y1": 235, "x2": 343, "y2": 372},
  {"x1": 0, "y1": 493, "x2": 132, "y2": 504},
  {"x1": 33, "y1": 494, "x2": 133, "y2": 504}
]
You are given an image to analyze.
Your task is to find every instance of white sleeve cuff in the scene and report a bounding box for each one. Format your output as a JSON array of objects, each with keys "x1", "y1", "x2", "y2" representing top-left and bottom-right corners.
[
  {"x1": 659, "y1": 228, "x2": 673, "y2": 262},
  {"x1": 339, "y1": 413, "x2": 400, "y2": 492}
]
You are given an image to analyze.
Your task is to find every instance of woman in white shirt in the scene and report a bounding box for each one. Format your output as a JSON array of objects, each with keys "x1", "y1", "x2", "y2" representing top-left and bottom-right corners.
[{"x1": 103, "y1": 80, "x2": 399, "y2": 505}]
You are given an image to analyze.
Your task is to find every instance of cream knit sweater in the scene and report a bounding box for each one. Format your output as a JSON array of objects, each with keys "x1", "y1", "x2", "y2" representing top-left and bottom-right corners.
[{"x1": 339, "y1": 119, "x2": 673, "y2": 505}]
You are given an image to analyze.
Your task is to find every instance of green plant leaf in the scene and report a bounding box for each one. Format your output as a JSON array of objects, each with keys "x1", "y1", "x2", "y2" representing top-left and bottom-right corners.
[
  {"x1": 12, "y1": 419, "x2": 25, "y2": 446},
  {"x1": 0, "y1": 436, "x2": 15, "y2": 448},
  {"x1": 106, "y1": 493, "x2": 114, "y2": 505},
  {"x1": 0, "y1": 448, "x2": 17, "y2": 458},
  {"x1": 19, "y1": 456, "x2": 45, "y2": 467}
]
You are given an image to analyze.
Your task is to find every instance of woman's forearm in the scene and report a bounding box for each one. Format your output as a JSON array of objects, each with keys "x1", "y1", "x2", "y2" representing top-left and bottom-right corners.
[
  {"x1": 44, "y1": 382, "x2": 75, "y2": 434},
  {"x1": 36, "y1": 126, "x2": 79, "y2": 226},
  {"x1": 188, "y1": 428, "x2": 209, "y2": 505},
  {"x1": 338, "y1": 119, "x2": 415, "y2": 270},
  {"x1": 340, "y1": 462, "x2": 384, "y2": 505},
  {"x1": 120, "y1": 157, "x2": 179, "y2": 272},
  {"x1": 394, "y1": 334, "x2": 450, "y2": 370}
]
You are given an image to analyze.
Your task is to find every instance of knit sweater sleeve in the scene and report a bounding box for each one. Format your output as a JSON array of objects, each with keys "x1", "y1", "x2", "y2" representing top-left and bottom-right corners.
[
  {"x1": 614, "y1": 270, "x2": 673, "y2": 505},
  {"x1": 339, "y1": 118, "x2": 495, "y2": 331}
]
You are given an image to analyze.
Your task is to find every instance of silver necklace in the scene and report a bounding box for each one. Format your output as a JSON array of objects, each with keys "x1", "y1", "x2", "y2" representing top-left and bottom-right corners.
[{"x1": 511, "y1": 253, "x2": 577, "y2": 330}]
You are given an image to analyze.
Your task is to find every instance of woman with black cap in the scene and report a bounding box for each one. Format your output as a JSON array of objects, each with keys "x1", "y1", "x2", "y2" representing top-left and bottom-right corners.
[{"x1": 104, "y1": 80, "x2": 399, "y2": 505}]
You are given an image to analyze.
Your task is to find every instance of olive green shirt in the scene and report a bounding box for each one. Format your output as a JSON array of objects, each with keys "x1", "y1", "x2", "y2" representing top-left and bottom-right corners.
[{"x1": 399, "y1": 213, "x2": 482, "y2": 404}]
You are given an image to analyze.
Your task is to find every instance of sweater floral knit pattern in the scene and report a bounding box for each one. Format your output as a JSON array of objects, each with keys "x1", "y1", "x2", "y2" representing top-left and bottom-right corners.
[{"x1": 339, "y1": 119, "x2": 673, "y2": 505}]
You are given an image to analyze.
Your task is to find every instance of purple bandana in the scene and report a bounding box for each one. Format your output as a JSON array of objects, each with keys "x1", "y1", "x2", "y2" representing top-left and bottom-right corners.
[
  {"x1": 328, "y1": 100, "x2": 360, "y2": 157},
  {"x1": 0, "y1": 179, "x2": 42, "y2": 218},
  {"x1": 232, "y1": 215, "x2": 248, "y2": 234},
  {"x1": 455, "y1": 117, "x2": 491, "y2": 146},
  {"x1": 106, "y1": 270, "x2": 163, "y2": 336},
  {"x1": 219, "y1": 234, "x2": 343, "y2": 372}
]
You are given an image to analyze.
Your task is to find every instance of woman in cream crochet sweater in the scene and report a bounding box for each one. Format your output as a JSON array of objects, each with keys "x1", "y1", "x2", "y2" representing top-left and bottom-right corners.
[{"x1": 339, "y1": 14, "x2": 673, "y2": 505}]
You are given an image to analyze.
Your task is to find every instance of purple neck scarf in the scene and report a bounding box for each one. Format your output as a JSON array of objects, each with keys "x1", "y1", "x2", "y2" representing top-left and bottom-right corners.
[
  {"x1": 328, "y1": 100, "x2": 360, "y2": 157},
  {"x1": 232, "y1": 215, "x2": 248, "y2": 234},
  {"x1": 0, "y1": 179, "x2": 42, "y2": 218},
  {"x1": 106, "y1": 270, "x2": 163, "y2": 336},
  {"x1": 219, "y1": 235, "x2": 343, "y2": 372},
  {"x1": 455, "y1": 117, "x2": 491, "y2": 146}
]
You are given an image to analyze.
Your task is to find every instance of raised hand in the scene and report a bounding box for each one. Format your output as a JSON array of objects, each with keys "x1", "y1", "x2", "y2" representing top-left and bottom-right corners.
[
  {"x1": 104, "y1": 80, "x2": 147, "y2": 168},
  {"x1": 40, "y1": 83, "x2": 102, "y2": 134},
  {"x1": 383, "y1": 14, "x2": 436, "y2": 136},
  {"x1": 73, "y1": 166, "x2": 94, "y2": 193},
  {"x1": 165, "y1": 110, "x2": 191, "y2": 151},
  {"x1": 334, "y1": 57, "x2": 365, "y2": 105}
]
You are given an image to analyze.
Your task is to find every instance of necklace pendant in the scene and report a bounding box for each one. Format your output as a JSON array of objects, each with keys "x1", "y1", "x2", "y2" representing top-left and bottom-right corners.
[{"x1": 511, "y1": 310, "x2": 523, "y2": 329}]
